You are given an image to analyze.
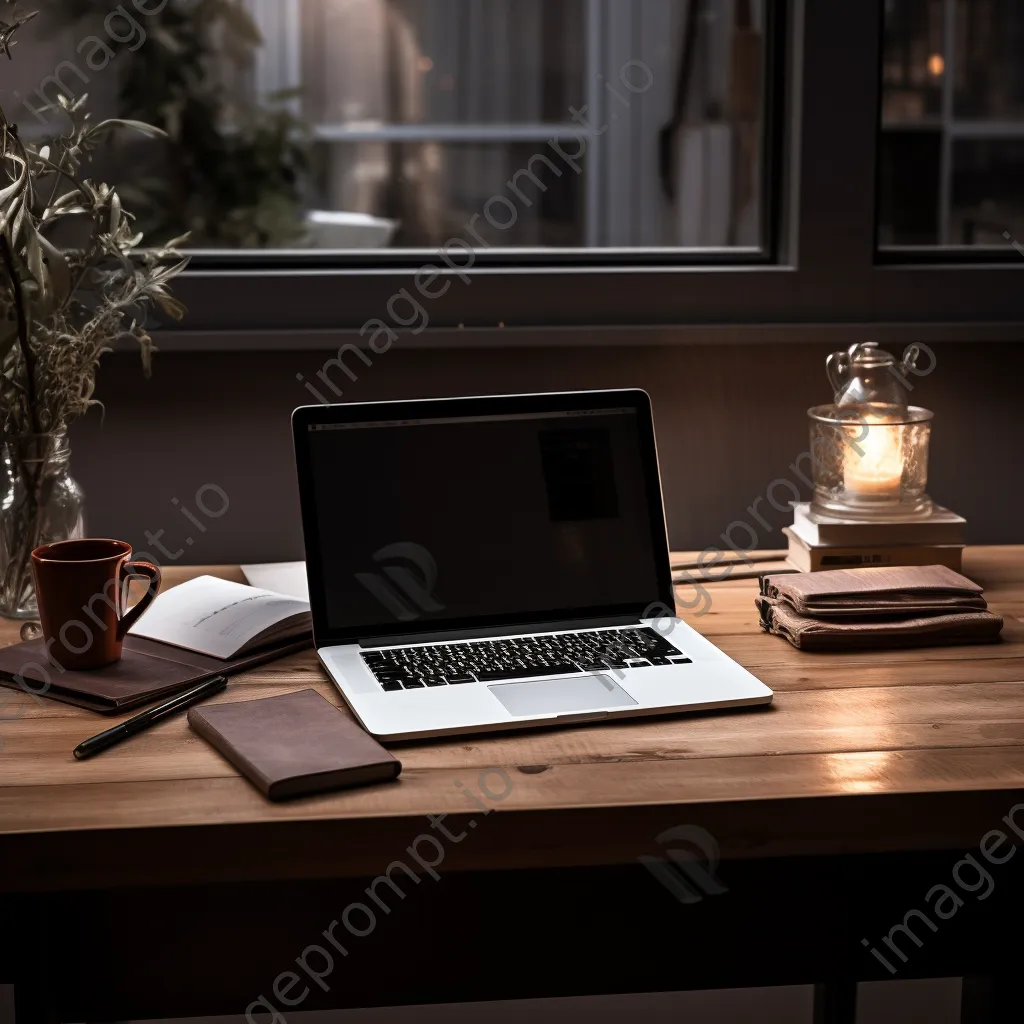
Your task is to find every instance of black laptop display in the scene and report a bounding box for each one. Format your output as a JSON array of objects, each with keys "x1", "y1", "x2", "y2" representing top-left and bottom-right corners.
[{"x1": 292, "y1": 390, "x2": 674, "y2": 646}]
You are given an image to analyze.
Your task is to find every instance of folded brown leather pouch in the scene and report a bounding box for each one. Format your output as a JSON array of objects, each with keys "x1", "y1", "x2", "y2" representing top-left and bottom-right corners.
[
  {"x1": 756, "y1": 596, "x2": 1003, "y2": 651},
  {"x1": 760, "y1": 564, "x2": 986, "y2": 618}
]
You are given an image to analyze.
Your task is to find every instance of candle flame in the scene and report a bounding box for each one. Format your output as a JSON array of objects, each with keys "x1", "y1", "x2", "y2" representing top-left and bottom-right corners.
[{"x1": 844, "y1": 414, "x2": 904, "y2": 495}]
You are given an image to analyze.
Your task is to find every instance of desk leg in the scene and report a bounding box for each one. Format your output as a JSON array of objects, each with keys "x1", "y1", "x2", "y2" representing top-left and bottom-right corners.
[
  {"x1": 10, "y1": 896, "x2": 58, "y2": 1024},
  {"x1": 813, "y1": 982, "x2": 857, "y2": 1024},
  {"x1": 960, "y1": 977, "x2": 991, "y2": 1022},
  {"x1": 960, "y1": 975, "x2": 1020, "y2": 1023},
  {"x1": 13, "y1": 985, "x2": 56, "y2": 1024}
]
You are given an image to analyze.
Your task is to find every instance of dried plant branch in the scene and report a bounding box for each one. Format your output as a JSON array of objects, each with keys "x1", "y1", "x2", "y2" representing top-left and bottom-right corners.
[
  {"x1": 0, "y1": 4, "x2": 189, "y2": 440},
  {"x1": 0, "y1": 3, "x2": 190, "y2": 611},
  {"x1": 0, "y1": 231, "x2": 38, "y2": 435}
]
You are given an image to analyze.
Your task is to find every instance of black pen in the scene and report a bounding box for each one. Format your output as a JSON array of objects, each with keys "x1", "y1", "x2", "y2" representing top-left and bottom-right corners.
[{"x1": 73, "y1": 675, "x2": 228, "y2": 760}]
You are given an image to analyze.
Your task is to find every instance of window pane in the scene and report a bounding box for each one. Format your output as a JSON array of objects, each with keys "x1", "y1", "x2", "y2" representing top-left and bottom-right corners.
[
  {"x1": 12, "y1": 0, "x2": 770, "y2": 254},
  {"x1": 879, "y1": 0, "x2": 946, "y2": 125},
  {"x1": 878, "y1": 0, "x2": 1024, "y2": 249},
  {"x1": 302, "y1": 0, "x2": 586, "y2": 126},
  {"x1": 949, "y1": 138, "x2": 1024, "y2": 245},
  {"x1": 312, "y1": 141, "x2": 585, "y2": 247},
  {"x1": 953, "y1": 0, "x2": 1024, "y2": 119}
]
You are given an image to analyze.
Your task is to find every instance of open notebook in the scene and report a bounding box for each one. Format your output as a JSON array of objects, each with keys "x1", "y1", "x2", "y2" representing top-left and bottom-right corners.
[
  {"x1": 128, "y1": 575, "x2": 311, "y2": 658},
  {"x1": 0, "y1": 576, "x2": 312, "y2": 713}
]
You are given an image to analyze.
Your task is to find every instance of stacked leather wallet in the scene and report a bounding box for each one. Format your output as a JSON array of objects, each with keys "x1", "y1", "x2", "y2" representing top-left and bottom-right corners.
[{"x1": 756, "y1": 564, "x2": 1004, "y2": 651}]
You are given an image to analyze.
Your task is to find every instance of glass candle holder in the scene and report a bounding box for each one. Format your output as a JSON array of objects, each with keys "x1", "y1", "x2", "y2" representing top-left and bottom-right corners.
[{"x1": 807, "y1": 404, "x2": 933, "y2": 521}]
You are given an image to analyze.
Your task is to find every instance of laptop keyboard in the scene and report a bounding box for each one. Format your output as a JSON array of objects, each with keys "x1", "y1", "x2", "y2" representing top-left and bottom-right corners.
[{"x1": 361, "y1": 627, "x2": 691, "y2": 692}]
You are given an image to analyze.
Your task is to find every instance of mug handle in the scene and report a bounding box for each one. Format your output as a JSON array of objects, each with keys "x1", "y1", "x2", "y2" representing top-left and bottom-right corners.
[{"x1": 116, "y1": 560, "x2": 163, "y2": 641}]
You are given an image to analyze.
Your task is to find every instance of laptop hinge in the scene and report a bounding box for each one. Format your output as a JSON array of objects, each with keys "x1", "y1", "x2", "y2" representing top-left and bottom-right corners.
[{"x1": 359, "y1": 614, "x2": 641, "y2": 648}]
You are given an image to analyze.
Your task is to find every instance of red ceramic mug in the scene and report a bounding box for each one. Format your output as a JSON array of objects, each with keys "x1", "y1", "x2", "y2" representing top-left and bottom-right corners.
[{"x1": 31, "y1": 539, "x2": 162, "y2": 671}]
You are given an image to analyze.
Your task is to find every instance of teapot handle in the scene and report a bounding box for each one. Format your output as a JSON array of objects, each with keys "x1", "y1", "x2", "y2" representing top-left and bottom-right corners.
[
  {"x1": 900, "y1": 343, "x2": 921, "y2": 378},
  {"x1": 825, "y1": 349, "x2": 849, "y2": 398}
]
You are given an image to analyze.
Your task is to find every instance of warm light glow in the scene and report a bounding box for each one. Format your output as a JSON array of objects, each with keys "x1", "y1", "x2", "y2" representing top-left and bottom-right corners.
[
  {"x1": 844, "y1": 415, "x2": 903, "y2": 496},
  {"x1": 928, "y1": 53, "x2": 945, "y2": 77},
  {"x1": 826, "y1": 750, "x2": 895, "y2": 794}
]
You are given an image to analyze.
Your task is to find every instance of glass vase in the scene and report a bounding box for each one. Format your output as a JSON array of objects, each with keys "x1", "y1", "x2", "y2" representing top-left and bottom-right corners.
[{"x1": 0, "y1": 432, "x2": 86, "y2": 619}]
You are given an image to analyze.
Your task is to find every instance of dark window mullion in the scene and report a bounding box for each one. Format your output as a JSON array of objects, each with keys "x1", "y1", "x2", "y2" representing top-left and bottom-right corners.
[{"x1": 793, "y1": 0, "x2": 883, "y2": 304}]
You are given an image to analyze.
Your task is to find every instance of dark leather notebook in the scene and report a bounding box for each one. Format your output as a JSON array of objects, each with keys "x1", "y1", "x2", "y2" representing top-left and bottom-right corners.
[
  {"x1": 760, "y1": 564, "x2": 987, "y2": 618},
  {"x1": 0, "y1": 633, "x2": 312, "y2": 714},
  {"x1": 756, "y1": 595, "x2": 1003, "y2": 651},
  {"x1": 756, "y1": 564, "x2": 1003, "y2": 651},
  {"x1": 188, "y1": 688, "x2": 402, "y2": 800}
]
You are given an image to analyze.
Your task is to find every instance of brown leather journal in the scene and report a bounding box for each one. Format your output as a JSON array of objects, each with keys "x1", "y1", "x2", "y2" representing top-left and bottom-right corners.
[
  {"x1": 760, "y1": 564, "x2": 987, "y2": 618},
  {"x1": 757, "y1": 564, "x2": 1003, "y2": 651},
  {"x1": 187, "y1": 688, "x2": 401, "y2": 800},
  {"x1": 756, "y1": 596, "x2": 1004, "y2": 651},
  {"x1": 0, "y1": 634, "x2": 311, "y2": 714}
]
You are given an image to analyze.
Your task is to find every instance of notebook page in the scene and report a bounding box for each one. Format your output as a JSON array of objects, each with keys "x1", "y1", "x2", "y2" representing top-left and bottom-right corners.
[
  {"x1": 129, "y1": 575, "x2": 311, "y2": 659},
  {"x1": 241, "y1": 561, "x2": 309, "y2": 601}
]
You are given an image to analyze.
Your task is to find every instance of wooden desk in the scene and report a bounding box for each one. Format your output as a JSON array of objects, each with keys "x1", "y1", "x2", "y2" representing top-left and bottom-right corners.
[{"x1": 3, "y1": 548, "x2": 1024, "y2": 1020}]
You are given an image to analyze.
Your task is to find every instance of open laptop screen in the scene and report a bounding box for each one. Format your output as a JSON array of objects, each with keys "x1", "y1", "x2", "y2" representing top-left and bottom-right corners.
[{"x1": 297, "y1": 394, "x2": 672, "y2": 642}]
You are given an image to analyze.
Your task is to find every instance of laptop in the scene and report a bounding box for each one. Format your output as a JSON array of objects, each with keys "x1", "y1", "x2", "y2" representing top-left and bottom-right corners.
[{"x1": 292, "y1": 389, "x2": 772, "y2": 741}]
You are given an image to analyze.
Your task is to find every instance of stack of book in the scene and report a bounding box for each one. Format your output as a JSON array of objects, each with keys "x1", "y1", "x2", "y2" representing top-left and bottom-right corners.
[{"x1": 784, "y1": 503, "x2": 966, "y2": 573}]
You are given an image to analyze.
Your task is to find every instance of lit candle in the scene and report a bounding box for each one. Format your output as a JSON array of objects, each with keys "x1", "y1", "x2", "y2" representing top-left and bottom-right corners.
[{"x1": 843, "y1": 415, "x2": 903, "y2": 496}]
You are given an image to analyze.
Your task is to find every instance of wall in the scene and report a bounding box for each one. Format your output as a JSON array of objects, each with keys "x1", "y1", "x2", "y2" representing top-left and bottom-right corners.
[{"x1": 68, "y1": 340, "x2": 1022, "y2": 567}]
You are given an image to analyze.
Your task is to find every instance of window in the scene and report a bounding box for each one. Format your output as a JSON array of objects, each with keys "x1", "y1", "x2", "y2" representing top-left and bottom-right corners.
[
  {"x1": 878, "y1": 0, "x2": 1024, "y2": 250},
  {"x1": 16, "y1": 0, "x2": 772, "y2": 256},
  {"x1": 5, "y1": 1, "x2": 1020, "y2": 337},
  {"x1": 291, "y1": 0, "x2": 769, "y2": 252}
]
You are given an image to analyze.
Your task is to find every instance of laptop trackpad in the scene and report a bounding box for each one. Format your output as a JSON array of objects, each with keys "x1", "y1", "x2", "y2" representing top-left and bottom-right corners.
[{"x1": 489, "y1": 673, "x2": 638, "y2": 717}]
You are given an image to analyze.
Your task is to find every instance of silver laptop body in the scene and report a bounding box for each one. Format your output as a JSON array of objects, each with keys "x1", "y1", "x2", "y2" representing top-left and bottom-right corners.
[{"x1": 292, "y1": 389, "x2": 772, "y2": 741}]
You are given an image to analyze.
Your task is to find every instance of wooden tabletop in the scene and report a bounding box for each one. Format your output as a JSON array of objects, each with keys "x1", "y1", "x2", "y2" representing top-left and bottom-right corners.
[{"x1": 3, "y1": 548, "x2": 1024, "y2": 893}]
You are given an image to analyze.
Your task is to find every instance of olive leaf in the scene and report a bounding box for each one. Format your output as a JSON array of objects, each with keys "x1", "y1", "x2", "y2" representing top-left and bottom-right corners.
[
  {"x1": 0, "y1": 151, "x2": 27, "y2": 207},
  {"x1": 0, "y1": 5, "x2": 36, "y2": 58},
  {"x1": 25, "y1": 223, "x2": 72, "y2": 309},
  {"x1": 87, "y1": 118, "x2": 169, "y2": 140}
]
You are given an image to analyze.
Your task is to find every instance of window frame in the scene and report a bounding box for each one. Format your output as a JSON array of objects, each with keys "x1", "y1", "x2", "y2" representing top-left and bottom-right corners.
[{"x1": 163, "y1": 0, "x2": 1024, "y2": 343}]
